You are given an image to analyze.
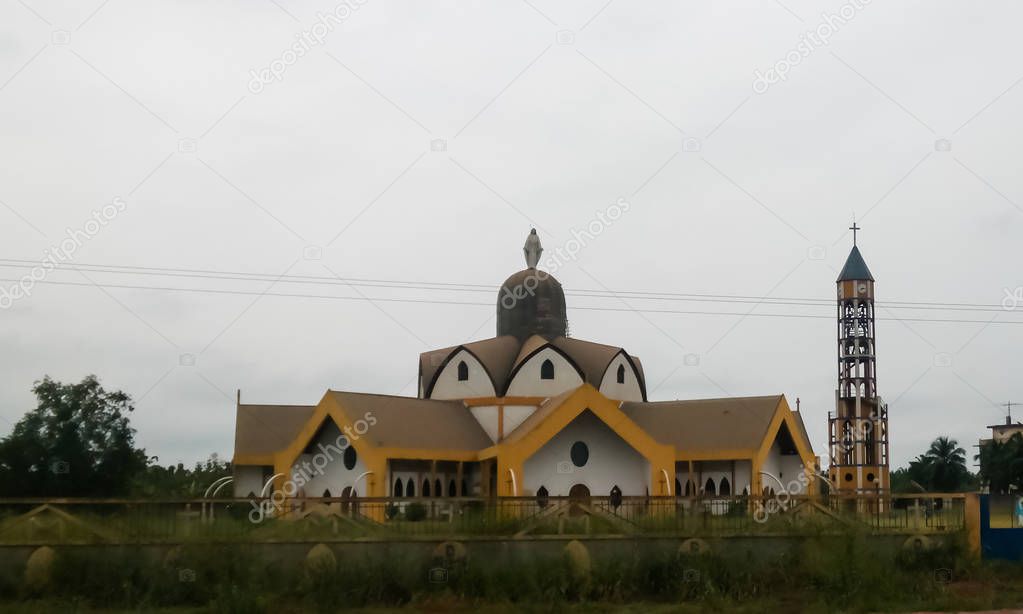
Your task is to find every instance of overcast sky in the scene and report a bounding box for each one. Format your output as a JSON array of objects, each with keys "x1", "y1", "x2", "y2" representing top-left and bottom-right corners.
[{"x1": 1, "y1": 0, "x2": 1021, "y2": 469}]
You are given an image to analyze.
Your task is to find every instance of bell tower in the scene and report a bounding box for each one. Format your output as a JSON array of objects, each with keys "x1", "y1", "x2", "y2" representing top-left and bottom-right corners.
[{"x1": 829, "y1": 223, "x2": 890, "y2": 497}]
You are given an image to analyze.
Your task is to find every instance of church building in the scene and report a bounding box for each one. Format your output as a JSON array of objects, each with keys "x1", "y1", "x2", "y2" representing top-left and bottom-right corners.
[{"x1": 232, "y1": 230, "x2": 817, "y2": 504}]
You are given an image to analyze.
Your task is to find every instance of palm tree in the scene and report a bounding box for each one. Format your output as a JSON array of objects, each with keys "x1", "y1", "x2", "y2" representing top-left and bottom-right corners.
[{"x1": 921, "y1": 436, "x2": 968, "y2": 492}]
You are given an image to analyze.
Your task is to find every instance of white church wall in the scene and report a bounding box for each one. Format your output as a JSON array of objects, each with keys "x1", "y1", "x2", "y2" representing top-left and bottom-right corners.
[
  {"x1": 779, "y1": 453, "x2": 808, "y2": 494},
  {"x1": 288, "y1": 419, "x2": 368, "y2": 498},
  {"x1": 695, "y1": 460, "x2": 734, "y2": 496},
  {"x1": 760, "y1": 438, "x2": 807, "y2": 495},
  {"x1": 469, "y1": 405, "x2": 539, "y2": 444},
  {"x1": 598, "y1": 354, "x2": 644, "y2": 401},
  {"x1": 522, "y1": 410, "x2": 649, "y2": 497},
  {"x1": 506, "y1": 348, "x2": 583, "y2": 397},
  {"x1": 430, "y1": 350, "x2": 496, "y2": 399},
  {"x1": 234, "y1": 465, "x2": 267, "y2": 497},
  {"x1": 735, "y1": 460, "x2": 753, "y2": 495},
  {"x1": 503, "y1": 405, "x2": 536, "y2": 435},
  {"x1": 470, "y1": 405, "x2": 500, "y2": 443}
]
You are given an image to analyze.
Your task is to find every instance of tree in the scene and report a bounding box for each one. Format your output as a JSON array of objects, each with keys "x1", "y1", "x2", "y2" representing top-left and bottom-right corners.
[
  {"x1": 891, "y1": 436, "x2": 974, "y2": 493},
  {"x1": 921, "y1": 436, "x2": 969, "y2": 492},
  {"x1": 131, "y1": 454, "x2": 232, "y2": 498},
  {"x1": 0, "y1": 376, "x2": 148, "y2": 497},
  {"x1": 976, "y1": 433, "x2": 1023, "y2": 494}
]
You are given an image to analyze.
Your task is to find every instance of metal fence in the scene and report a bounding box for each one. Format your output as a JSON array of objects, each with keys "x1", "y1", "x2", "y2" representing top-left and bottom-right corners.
[{"x1": 0, "y1": 493, "x2": 965, "y2": 545}]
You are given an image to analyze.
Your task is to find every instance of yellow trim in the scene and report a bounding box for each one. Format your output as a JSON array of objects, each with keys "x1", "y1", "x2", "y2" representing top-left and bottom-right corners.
[
  {"x1": 463, "y1": 396, "x2": 544, "y2": 407},
  {"x1": 752, "y1": 396, "x2": 818, "y2": 495},
  {"x1": 494, "y1": 384, "x2": 676, "y2": 496}
]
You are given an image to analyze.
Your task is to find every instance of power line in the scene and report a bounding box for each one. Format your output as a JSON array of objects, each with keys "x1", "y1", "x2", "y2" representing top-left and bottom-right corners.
[
  {"x1": 0, "y1": 258, "x2": 1015, "y2": 313},
  {"x1": 4, "y1": 276, "x2": 1023, "y2": 325}
]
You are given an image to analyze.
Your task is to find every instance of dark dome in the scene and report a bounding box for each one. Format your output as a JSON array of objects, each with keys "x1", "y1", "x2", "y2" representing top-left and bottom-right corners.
[{"x1": 496, "y1": 268, "x2": 567, "y2": 341}]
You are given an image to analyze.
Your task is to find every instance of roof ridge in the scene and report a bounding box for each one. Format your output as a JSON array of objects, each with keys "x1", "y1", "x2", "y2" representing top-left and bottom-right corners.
[
  {"x1": 628, "y1": 394, "x2": 783, "y2": 406},
  {"x1": 329, "y1": 389, "x2": 464, "y2": 404}
]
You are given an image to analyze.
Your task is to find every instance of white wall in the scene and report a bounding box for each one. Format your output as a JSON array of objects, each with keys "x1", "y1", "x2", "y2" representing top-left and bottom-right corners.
[
  {"x1": 234, "y1": 465, "x2": 267, "y2": 497},
  {"x1": 470, "y1": 405, "x2": 539, "y2": 443},
  {"x1": 503, "y1": 405, "x2": 535, "y2": 435},
  {"x1": 288, "y1": 419, "x2": 369, "y2": 497},
  {"x1": 470, "y1": 405, "x2": 500, "y2": 442},
  {"x1": 429, "y1": 349, "x2": 496, "y2": 399},
  {"x1": 522, "y1": 410, "x2": 649, "y2": 497},
  {"x1": 598, "y1": 354, "x2": 644, "y2": 401},
  {"x1": 760, "y1": 437, "x2": 808, "y2": 495},
  {"x1": 506, "y1": 347, "x2": 583, "y2": 397},
  {"x1": 675, "y1": 460, "x2": 753, "y2": 496}
]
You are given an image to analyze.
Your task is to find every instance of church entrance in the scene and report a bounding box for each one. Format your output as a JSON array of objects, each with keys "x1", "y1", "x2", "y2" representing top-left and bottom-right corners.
[{"x1": 569, "y1": 484, "x2": 591, "y2": 516}]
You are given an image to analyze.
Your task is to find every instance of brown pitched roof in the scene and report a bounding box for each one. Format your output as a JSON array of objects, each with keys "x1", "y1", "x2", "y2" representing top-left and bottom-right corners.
[
  {"x1": 328, "y1": 391, "x2": 492, "y2": 451},
  {"x1": 234, "y1": 404, "x2": 317, "y2": 458},
  {"x1": 620, "y1": 395, "x2": 784, "y2": 454},
  {"x1": 791, "y1": 410, "x2": 813, "y2": 454},
  {"x1": 551, "y1": 336, "x2": 626, "y2": 387}
]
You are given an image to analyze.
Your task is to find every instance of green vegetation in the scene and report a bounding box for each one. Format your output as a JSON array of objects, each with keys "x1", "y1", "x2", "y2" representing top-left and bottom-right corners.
[
  {"x1": 1, "y1": 530, "x2": 1021, "y2": 613},
  {"x1": 976, "y1": 432, "x2": 1023, "y2": 494},
  {"x1": 0, "y1": 376, "x2": 147, "y2": 497},
  {"x1": 0, "y1": 375, "x2": 230, "y2": 499},
  {"x1": 891, "y1": 436, "x2": 976, "y2": 493}
]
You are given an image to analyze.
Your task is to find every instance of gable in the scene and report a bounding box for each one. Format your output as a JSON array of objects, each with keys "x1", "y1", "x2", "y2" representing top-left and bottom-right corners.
[
  {"x1": 429, "y1": 349, "x2": 498, "y2": 399},
  {"x1": 505, "y1": 346, "x2": 585, "y2": 396}
]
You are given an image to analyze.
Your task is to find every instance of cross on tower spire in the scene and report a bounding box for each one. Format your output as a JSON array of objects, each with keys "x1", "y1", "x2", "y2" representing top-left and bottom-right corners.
[{"x1": 849, "y1": 220, "x2": 861, "y2": 246}]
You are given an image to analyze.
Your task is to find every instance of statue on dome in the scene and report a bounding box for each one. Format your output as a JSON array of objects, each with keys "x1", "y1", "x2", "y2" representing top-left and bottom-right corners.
[{"x1": 523, "y1": 228, "x2": 543, "y2": 269}]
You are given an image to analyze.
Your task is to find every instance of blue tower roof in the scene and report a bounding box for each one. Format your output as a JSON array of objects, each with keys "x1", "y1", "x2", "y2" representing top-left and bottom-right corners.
[{"x1": 837, "y1": 245, "x2": 874, "y2": 282}]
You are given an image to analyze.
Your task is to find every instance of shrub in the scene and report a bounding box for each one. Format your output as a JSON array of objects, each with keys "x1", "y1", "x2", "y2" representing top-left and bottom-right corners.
[{"x1": 404, "y1": 503, "x2": 427, "y2": 522}]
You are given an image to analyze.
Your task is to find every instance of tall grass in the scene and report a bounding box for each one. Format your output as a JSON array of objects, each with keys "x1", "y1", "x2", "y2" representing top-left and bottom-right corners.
[{"x1": 4, "y1": 529, "x2": 1013, "y2": 613}]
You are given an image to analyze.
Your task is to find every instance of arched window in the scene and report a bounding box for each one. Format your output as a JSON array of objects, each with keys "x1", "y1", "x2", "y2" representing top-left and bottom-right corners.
[
  {"x1": 457, "y1": 360, "x2": 469, "y2": 381},
  {"x1": 406, "y1": 478, "x2": 415, "y2": 497},
  {"x1": 461, "y1": 479, "x2": 468, "y2": 496},
  {"x1": 394, "y1": 478, "x2": 404, "y2": 498},
  {"x1": 448, "y1": 480, "x2": 457, "y2": 497},
  {"x1": 435, "y1": 479, "x2": 442, "y2": 498},
  {"x1": 719, "y1": 477, "x2": 731, "y2": 496},
  {"x1": 536, "y1": 485, "x2": 549, "y2": 508},
  {"x1": 616, "y1": 364, "x2": 626, "y2": 384},
  {"x1": 322, "y1": 489, "x2": 331, "y2": 498},
  {"x1": 422, "y1": 479, "x2": 431, "y2": 497},
  {"x1": 675, "y1": 478, "x2": 682, "y2": 497},
  {"x1": 704, "y1": 477, "x2": 716, "y2": 496},
  {"x1": 540, "y1": 359, "x2": 555, "y2": 380},
  {"x1": 685, "y1": 480, "x2": 694, "y2": 496}
]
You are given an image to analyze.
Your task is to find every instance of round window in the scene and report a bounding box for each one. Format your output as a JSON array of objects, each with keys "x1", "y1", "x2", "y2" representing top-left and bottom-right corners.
[
  {"x1": 570, "y1": 441, "x2": 589, "y2": 467},
  {"x1": 844, "y1": 472, "x2": 853, "y2": 482},
  {"x1": 866, "y1": 473, "x2": 875, "y2": 482},
  {"x1": 343, "y1": 445, "x2": 357, "y2": 470}
]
